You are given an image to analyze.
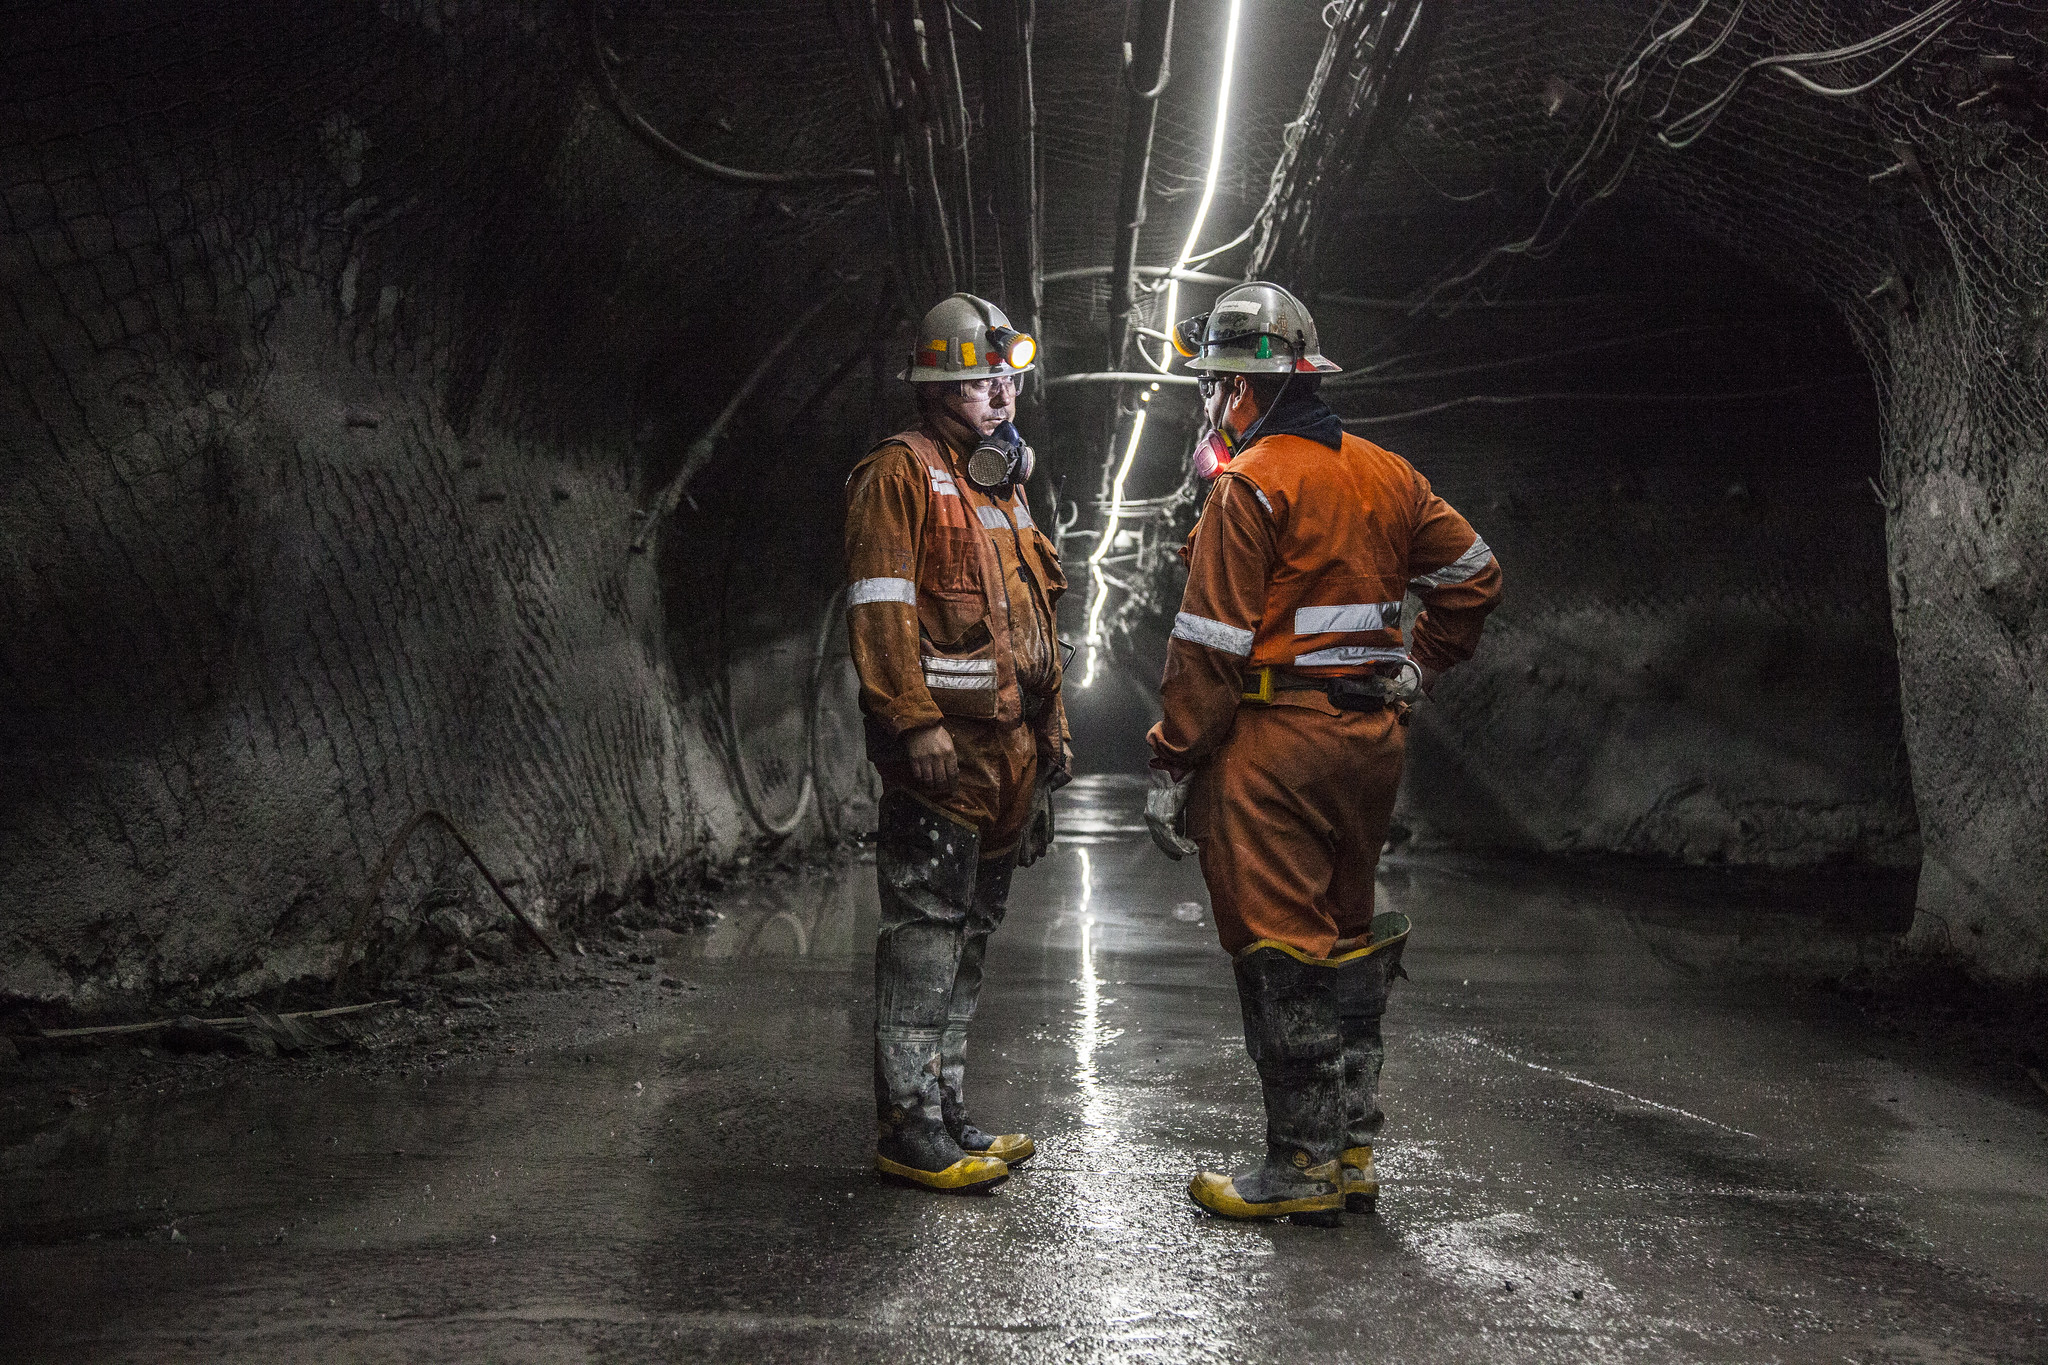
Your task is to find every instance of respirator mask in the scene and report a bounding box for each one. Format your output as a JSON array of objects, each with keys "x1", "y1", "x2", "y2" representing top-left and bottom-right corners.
[
  {"x1": 1178, "y1": 312, "x2": 1306, "y2": 481},
  {"x1": 965, "y1": 420, "x2": 1034, "y2": 491},
  {"x1": 1192, "y1": 421, "x2": 1237, "y2": 482},
  {"x1": 1190, "y1": 365, "x2": 1298, "y2": 482}
]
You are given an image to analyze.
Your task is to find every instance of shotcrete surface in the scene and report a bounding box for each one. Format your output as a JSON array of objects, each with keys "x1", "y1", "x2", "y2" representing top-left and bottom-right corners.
[{"x1": 3, "y1": 777, "x2": 2044, "y2": 1363}]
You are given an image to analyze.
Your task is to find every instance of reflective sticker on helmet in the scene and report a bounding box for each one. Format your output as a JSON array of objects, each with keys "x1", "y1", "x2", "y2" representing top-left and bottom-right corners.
[
  {"x1": 961, "y1": 341, "x2": 977, "y2": 367},
  {"x1": 1214, "y1": 301, "x2": 1260, "y2": 316}
]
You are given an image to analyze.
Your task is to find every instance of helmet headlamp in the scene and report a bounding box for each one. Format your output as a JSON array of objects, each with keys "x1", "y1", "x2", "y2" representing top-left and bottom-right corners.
[
  {"x1": 986, "y1": 324, "x2": 1036, "y2": 370},
  {"x1": 1170, "y1": 314, "x2": 1208, "y2": 359}
]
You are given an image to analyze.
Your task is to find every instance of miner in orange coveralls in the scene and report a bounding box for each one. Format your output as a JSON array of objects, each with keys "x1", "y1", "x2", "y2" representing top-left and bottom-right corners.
[
  {"x1": 843, "y1": 293, "x2": 1071, "y2": 1195},
  {"x1": 1144, "y1": 283, "x2": 1502, "y2": 1226}
]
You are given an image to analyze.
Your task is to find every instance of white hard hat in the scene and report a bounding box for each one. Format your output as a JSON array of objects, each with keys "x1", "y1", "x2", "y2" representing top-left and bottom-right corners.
[
  {"x1": 902, "y1": 292, "x2": 1038, "y2": 382},
  {"x1": 1171, "y1": 281, "x2": 1342, "y2": 375}
]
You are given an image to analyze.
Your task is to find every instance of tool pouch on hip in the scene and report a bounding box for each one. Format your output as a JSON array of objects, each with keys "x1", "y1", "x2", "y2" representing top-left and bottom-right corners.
[
  {"x1": 877, "y1": 787, "x2": 981, "y2": 909},
  {"x1": 1325, "y1": 677, "x2": 1390, "y2": 713}
]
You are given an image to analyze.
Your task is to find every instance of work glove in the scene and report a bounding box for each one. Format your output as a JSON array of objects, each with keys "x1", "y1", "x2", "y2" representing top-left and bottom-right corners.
[
  {"x1": 1016, "y1": 781, "x2": 1055, "y2": 868},
  {"x1": 1144, "y1": 768, "x2": 1198, "y2": 861}
]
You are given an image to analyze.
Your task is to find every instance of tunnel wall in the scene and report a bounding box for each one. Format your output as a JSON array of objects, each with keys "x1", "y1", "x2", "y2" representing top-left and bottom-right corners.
[
  {"x1": 1391, "y1": 397, "x2": 1917, "y2": 870},
  {"x1": 1323, "y1": 0, "x2": 2048, "y2": 978},
  {"x1": 1879, "y1": 271, "x2": 2048, "y2": 977},
  {"x1": 0, "y1": 2, "x2": 874, "y2": 1007}
]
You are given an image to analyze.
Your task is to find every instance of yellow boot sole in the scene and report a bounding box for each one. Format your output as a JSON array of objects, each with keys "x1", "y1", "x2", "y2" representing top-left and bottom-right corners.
[
  {"x1": 1187, "y1": 1171, "x2": 1344, "y2": 1225},
  {"x1": 874, "y1": 1152, "x2": 1009, "y2": 1194}
]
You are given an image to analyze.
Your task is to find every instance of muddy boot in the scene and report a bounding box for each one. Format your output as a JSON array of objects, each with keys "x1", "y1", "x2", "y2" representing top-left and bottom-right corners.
[
  {"x1": 873, "y1": 790, "x2": 1008, "y2": 1195},
  {"x1": 1332, "y1": 912, "x2": 1409, "y2": 1214},
  {"x1": 875, "y1": 1035, "x2": 1005, "y2": 1193},
  {"x1": 1188, "y1": 945, "x2": 1345, "y2": 1227},
  {"x1": 939, "y1": 851, "x2": 1036, "y2": 1166}
]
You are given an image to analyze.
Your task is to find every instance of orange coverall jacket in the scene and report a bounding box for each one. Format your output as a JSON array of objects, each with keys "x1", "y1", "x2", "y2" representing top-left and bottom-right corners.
[
  {"x1": 845, "y1": 426, "x2": 1069, "y2": 852},
  {"x1": 1147, "y1": 431, "x2": 1503, "y2": 955}
]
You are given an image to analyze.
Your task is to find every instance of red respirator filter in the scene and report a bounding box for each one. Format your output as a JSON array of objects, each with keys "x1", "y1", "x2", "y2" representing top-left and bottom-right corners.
[{"x1": 1193, "y1": 429, "x2": 1235, "y2": 481}]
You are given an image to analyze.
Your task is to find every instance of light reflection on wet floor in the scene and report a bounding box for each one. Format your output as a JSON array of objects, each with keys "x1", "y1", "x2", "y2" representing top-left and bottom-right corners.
[{"x1": 3, "y1": 774, "x2": 2046, "y2": 1362}]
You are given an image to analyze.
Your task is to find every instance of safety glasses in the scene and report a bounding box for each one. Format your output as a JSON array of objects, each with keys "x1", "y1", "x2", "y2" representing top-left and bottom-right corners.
[{"x1": 962, "y1": 374, "x2": 1023, "y2": 396}]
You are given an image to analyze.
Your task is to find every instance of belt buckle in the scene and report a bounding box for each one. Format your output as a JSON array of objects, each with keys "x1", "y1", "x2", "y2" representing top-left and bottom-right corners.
[{"x1": 1240, "y1": 665, "x2": 1275, "y2": 705}]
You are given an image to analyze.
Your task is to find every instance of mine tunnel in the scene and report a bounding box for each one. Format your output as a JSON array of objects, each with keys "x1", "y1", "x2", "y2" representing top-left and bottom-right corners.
[{"x1": 3, "y1": 1, "x2": 2046, "y2": 1360}]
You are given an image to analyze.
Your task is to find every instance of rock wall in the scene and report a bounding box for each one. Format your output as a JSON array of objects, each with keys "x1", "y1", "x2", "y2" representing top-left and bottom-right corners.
[
  {"x1": 1881, "y1": 272, "x2": 2048, "y2": 979},
  {"x1": 0, "y1": 2, "x2": 875, "y2": 1007},
  {"x1": 1311, "y1": 0, "x2": 2047, "y2": 977}
]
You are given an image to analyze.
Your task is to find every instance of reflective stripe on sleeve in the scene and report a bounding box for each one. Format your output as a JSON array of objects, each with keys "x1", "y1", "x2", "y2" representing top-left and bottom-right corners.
[
  {"x1": 1253, "y1": 487, "x2": 1273, "y2": 516},
  {"x1": 975, "y1": 504, "x2": 1012, "y2": 530},
  {"x1": 1294, "y1": 602, "x2": 1402, "y2": 635},
  {"x1": 1171, "y1": 612, "x2": 1255, "y2": 657},
  {"x1": 1292, "y1": 644, "x2": 1411, "y2": 668},
  {"x1": 848, "y1": 576, "x2": 918, "y2": 607},
  {"x1": 1410, "y1": 536, "x2": 1493, "y2": 589}
]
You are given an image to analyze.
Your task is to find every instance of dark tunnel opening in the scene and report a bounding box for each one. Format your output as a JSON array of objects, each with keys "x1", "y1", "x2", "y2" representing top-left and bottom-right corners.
[{"x1": 1065, "y1": 209, "x2": 1915, "y2": 887}]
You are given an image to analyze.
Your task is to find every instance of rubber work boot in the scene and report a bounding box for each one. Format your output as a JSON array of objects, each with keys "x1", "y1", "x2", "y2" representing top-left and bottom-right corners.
[
  {"x1": 875, "y1": 1038, "x2": 1006, "y2": 1193},
  {"x1": 873, "y1": 790, "x2": 1008, "y2": 1195},
  {"x1": 1188, "y1": 945, "x2": 1346, "y2": 1227},
  {"x1": 939, "y1": 851, "x2": 1036, "y2": 1167},
  {"x1": 1332, "y1": 911, "x2": 1409, "y2": 1213}
]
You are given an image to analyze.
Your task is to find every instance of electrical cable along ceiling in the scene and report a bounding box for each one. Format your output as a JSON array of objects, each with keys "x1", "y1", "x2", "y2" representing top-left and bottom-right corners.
[{"x1": 1000, "y1": 1, "x2": 2046, "y2": 700}]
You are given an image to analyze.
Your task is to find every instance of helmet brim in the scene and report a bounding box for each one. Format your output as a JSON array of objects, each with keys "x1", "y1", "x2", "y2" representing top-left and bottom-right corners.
[
  {"x1": 899, "y1": 363, "x2": 1038, "y2": 383},
  {"x1": 1183, "y1": 352, "x2": 1342, "y2": 375}
]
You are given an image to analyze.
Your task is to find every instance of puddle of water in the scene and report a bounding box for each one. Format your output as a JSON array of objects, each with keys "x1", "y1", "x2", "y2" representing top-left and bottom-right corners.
[
  {"x1": 1058, "y1": 774, "x2": 1152, "y2": 839},
  {"x1": 671, "y1": 869, "x2": 875, "y2": 966},
  {"x1": 667, "y1": 777, "x2": 1161, "y2": 969}
]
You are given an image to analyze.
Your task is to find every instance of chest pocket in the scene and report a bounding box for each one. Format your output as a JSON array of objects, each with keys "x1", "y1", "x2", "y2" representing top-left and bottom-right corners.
[{"x1": 922, "y1": 524, "x2": 983, "y2": 596}]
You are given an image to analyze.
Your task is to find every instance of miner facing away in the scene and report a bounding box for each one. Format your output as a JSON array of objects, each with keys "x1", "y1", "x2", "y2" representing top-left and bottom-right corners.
[
  {"x1": 1146, "y1": 283, "x2": 1503, "y2": 1225},
  {"x1": 843, "y1": 293, "x2": 1069, "y2": 1194}
]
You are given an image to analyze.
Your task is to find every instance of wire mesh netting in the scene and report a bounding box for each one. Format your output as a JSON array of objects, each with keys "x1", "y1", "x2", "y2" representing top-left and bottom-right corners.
[
  {"x1": 0, "y1": 0, "x2": 896, "y2": 994},
  {"x1": 1362, "y1": 0, "x2": 2046, "y2": 954}
]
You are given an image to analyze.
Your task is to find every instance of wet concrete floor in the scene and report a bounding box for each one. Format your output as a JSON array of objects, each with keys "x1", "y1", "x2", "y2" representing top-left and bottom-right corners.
[{"x1": 4, "y1": 775, "x2": 2046, "y2": 1362}]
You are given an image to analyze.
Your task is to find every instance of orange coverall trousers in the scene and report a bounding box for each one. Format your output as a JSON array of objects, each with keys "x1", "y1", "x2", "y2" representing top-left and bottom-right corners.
[
  {"x1": 876, "y1": 716, "x2": 1039, "y2": 857},
  {"x1": 1186, "y1": 697, "x2": 1406, "y2": 958}
]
